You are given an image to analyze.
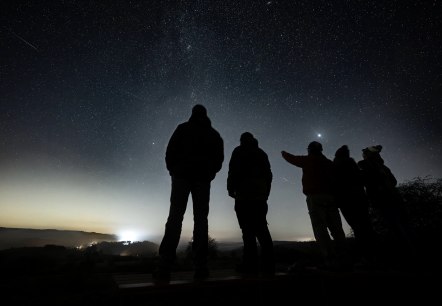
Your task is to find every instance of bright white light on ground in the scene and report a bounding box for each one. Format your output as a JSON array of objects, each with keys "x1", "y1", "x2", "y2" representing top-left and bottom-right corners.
[{"x1": 118, "y1": 230, "x2": 140, "y2": 242}]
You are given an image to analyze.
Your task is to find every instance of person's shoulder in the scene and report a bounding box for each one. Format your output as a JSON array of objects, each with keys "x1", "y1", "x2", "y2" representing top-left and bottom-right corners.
[
  {"x1": 231, "y1": 146, "x2": 242, "y2": 154},
  {"x1": 209, "y1": 124, "x2": 221, "y2": 133},
  {"x1": 347, "y1": 157, "x2": 358, "y2": 166},
  {"x1": 260, "y1": 148, "x2": 270, "y2": 159},
  {"x1": 256, "y1": 146, "x2": 266, "y2": 154},
  {"x1": 324, "y1": 157, "x2": 333, "y2": 165},
  {"x1": 319, "y1": 154, "x2": 332, "y2": 162},
  {"x1": 169, "y1": 122, "x2": 187, "y2": 138},
  {"x1": 209, "y1": 126, "x2": 223, "y2": 140},
  {"x1": 175, "y1": 121, "x2": 189, "y2": 130},
  {"x1": 382, "y1": 164, "x2": 393, "y2": 173}
]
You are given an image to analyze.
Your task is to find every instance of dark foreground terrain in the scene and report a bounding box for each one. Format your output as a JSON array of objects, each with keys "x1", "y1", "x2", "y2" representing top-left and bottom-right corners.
[
  {"x1": 0, "y1": 265, "x2": 438, "y2": 306},
  {"x1": 117, "y1": 267, "x2": 438, "y2": 306},
  {"x1": 0, "y1": 238, "x2": 440, "y2": 306}
]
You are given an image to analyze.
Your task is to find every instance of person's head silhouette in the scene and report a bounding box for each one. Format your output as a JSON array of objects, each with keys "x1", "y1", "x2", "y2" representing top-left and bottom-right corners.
[
  {"x1": 335, "y1": 145, "x2": 350, "y2": 159},
  {"x1": 192, "y1": 104, "x2": 207, "y2": 117},
  {"x1": 362, "y1": 145, "x2": 382, "y2": 160},
  {"x1": 307, "y1": 141, "x2": 323, "y2": 155}
]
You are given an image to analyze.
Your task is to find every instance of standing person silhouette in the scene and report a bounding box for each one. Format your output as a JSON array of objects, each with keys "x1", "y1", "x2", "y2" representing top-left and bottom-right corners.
[
  {"x1": 154, "y1": 104, "x2": 224, "y2": 282},
  {"x1": 282, "y1": 141, "x2": 349, "y2": 271},
  {"x1": 333, "y1": 145, "x2": 378, "y2": 266},
  {"x1": 227, "y1": 132, "x2": 275, "y2": 277},
  {"x1": 357, "y1": 145, "x2": 416, "y2": 264}
]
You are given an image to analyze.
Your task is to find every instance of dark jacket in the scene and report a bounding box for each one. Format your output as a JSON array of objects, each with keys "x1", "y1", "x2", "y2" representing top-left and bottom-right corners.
[
  {"x1": 357, "y1": 156, "x2": 398, "y2": 200},
  {"x1": 333, "y1": 156, "x2": 366, "y2": 198},
  {"x1": 227, "y1": 139, "x2": 272, "y2": 201},
  {"x1": 165, "y1": 114, "x2": 224, "y2": 181},
  {"x1": 282, "y1": 151, "x2": 333, "y2": 196}
]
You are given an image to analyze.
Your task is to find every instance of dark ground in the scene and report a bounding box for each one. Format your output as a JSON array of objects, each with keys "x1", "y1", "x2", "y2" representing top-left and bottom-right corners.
[
  {"x1": 1, "y1": 239, "x2": 440, "y2": 306},
  {"x1": 0, "y1": 263, "x2": 439, "y2": 306},
  {"x1": 116, "y1": 267, "x2": 438, "y2": 306}
]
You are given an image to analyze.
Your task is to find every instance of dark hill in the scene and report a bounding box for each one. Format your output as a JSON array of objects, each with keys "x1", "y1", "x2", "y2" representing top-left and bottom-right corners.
[{"x1": 0, "y1": 227, "x2": 117, "y2": 250}]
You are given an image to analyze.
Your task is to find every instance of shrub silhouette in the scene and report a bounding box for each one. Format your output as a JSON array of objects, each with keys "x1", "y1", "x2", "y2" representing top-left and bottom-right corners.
[
  {"x1": 368, "y1": 176, "x2": 442, "y2": 240},
  {"x1": 398, "y1": 176, "x2": 442, "y2": 240},
  {"x1": 184, "y1": 236, "x2": 219, "y2": 259}
]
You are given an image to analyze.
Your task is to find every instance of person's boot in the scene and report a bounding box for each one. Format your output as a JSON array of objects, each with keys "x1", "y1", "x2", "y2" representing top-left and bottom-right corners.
[{"x1": 153, "y1": 260, "x2": 171, "y2": 283}]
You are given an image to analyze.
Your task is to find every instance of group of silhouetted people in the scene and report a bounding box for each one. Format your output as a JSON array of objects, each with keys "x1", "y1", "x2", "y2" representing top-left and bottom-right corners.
[
  {"x1": 283, "y1": 142, "x2": 416, "y2": 271},
  {"x1": 153, "y1": 104, "x2": 415, "y2": 282}
]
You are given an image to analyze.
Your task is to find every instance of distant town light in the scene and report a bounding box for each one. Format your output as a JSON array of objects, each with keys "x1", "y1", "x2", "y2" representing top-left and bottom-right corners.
[{"x1": 118, "y1": 230, "x2": 140, "y2": 243}]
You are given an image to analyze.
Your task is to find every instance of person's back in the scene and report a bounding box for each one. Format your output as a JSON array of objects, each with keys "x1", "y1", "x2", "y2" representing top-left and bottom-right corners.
[
  {"x1": 333, "y1": 145, "x2": 376, "y2": 265},
  {"x1": 166, "y1": 106, "x2": 223, "y2": 182},
  {"x1": 228, "y1": 134, "x2": 272, "y2": 201},
  {"x1": 228, "y1": 132, "x2": 274, "y2": 276},
  {"x1": 358, "y1": 145, "x2": 416, "y2": 265},
  {"x1": 282, "y1": 142, "x2": 334, "y2": 196},
  {"x1": 155, "y1": 104, "x2": 224, "y2": 282},
  {"x1": 333, "y1": 145, "x2": 366, "y2": 198},
  {"x1": 357, "y1": 145, "x2": 398, "y2": 204}
]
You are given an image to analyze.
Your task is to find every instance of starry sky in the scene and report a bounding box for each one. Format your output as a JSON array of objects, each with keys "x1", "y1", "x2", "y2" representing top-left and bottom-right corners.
[{"x1": 1, "y1": 1, "x2": 441, "y2": 243}]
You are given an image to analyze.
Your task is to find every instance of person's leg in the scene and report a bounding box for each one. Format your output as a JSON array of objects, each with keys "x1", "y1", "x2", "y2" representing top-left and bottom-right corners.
[
  {"x1": 325, "y1": 198, "x2": 346, "y2": 245},
  {"x1": 352, "y1": 202, "x2": 378, "y2": 263},
  {"x1": 255, "y1": 202, "x2": 274, "y2": 275},
  {"x1": 338, "y1": 197, "x2": 358, "y2": 232},
  {"x1": 158, "y1": 177, "x2": 190, "y2": 267},
  {"x1": 235, "y1": 200, "x2": 259, "y2": 273},
  {"x1": 324, "y1": 195, "x2": 353, "y2": 270},
  {"x1": 191, "y1": 180, "x2": 211, "y2": 277},
  {"x1": 307, "y1": 195, "x2": 333, "y2": 263}
]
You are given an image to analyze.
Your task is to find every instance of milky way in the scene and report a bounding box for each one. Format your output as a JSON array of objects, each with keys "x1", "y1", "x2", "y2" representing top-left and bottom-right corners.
[{"x1": 1, "y1": 1, "x2": 441, "y2": 242}]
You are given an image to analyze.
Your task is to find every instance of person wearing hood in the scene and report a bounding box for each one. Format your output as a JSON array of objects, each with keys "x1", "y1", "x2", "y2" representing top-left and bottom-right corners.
[
  {"x1": 282, "y1": 141, "x2": 349, "y2": 271},
  {"x1": 357, "y1": 145, "x2": 416, "y2": 263},
  {"x1": 228, "y1": 132, "x2": 274, "y2": 276},
  {"x1": 154, "y1": 104, "x2": 224, "y2": 282},
  {"x1": 333, "y1": 145, "x2": 377, "y2": 265}
]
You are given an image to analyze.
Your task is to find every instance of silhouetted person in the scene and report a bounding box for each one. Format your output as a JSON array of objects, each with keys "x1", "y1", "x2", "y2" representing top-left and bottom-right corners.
[
  {"x1": 333, "y1": 145, "x2": 378, "y2": 266},
  {"x1": 357, "y1": 145, "x2": 416, "y2": 263},
  {"x1": 154, "y1": 104, "x2": 224, "y2": 282},
  {"x1": 227, "y1": 132, "x2": 275, "y2": 276},
  {"x1": 282, "y1": 141, "x2": 349, "y2": 270}
]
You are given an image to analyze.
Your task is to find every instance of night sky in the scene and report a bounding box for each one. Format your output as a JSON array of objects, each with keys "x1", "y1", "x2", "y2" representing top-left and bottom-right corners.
[{"x1": 1, "y1": 1, "x2": 441, "y2": 243}]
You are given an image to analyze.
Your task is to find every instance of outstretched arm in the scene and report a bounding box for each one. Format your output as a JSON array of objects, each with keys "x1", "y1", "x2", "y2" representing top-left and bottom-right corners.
[{"x1": 281, "y1": 151, "x2": 304, "y2": 167}]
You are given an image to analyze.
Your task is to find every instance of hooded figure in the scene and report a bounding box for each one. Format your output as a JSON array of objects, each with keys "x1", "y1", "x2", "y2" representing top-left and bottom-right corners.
[
  {"x1": 166, "y1": 104, "x2": 224, "y2": 181},
  {"x1": 358, "y1": 145, "x2": 398, "y2": 202},
  {"x1": 227, "y1": 132, "x2": 272, "y2": 201},
  {"x1": 155, "y1": 104, "x2": 224, "y2": 282},
  {"x1": 358, "y1": 145, "x2": 416, "y2": 263},
  {"x1": 333, "y1": 145, "x2": 368, "y2": 203},
  {"x1": 227, "y1": 132, "x2": 274, "y2": 276},
  {"x1": 333, "y1": 145, "x2": 377, "y2": 264}
]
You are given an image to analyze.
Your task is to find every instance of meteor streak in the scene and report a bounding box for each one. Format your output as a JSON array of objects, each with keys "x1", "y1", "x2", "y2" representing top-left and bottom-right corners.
[{"x1": 10, "y1": 30, "x2": 39, "y2": 51}]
